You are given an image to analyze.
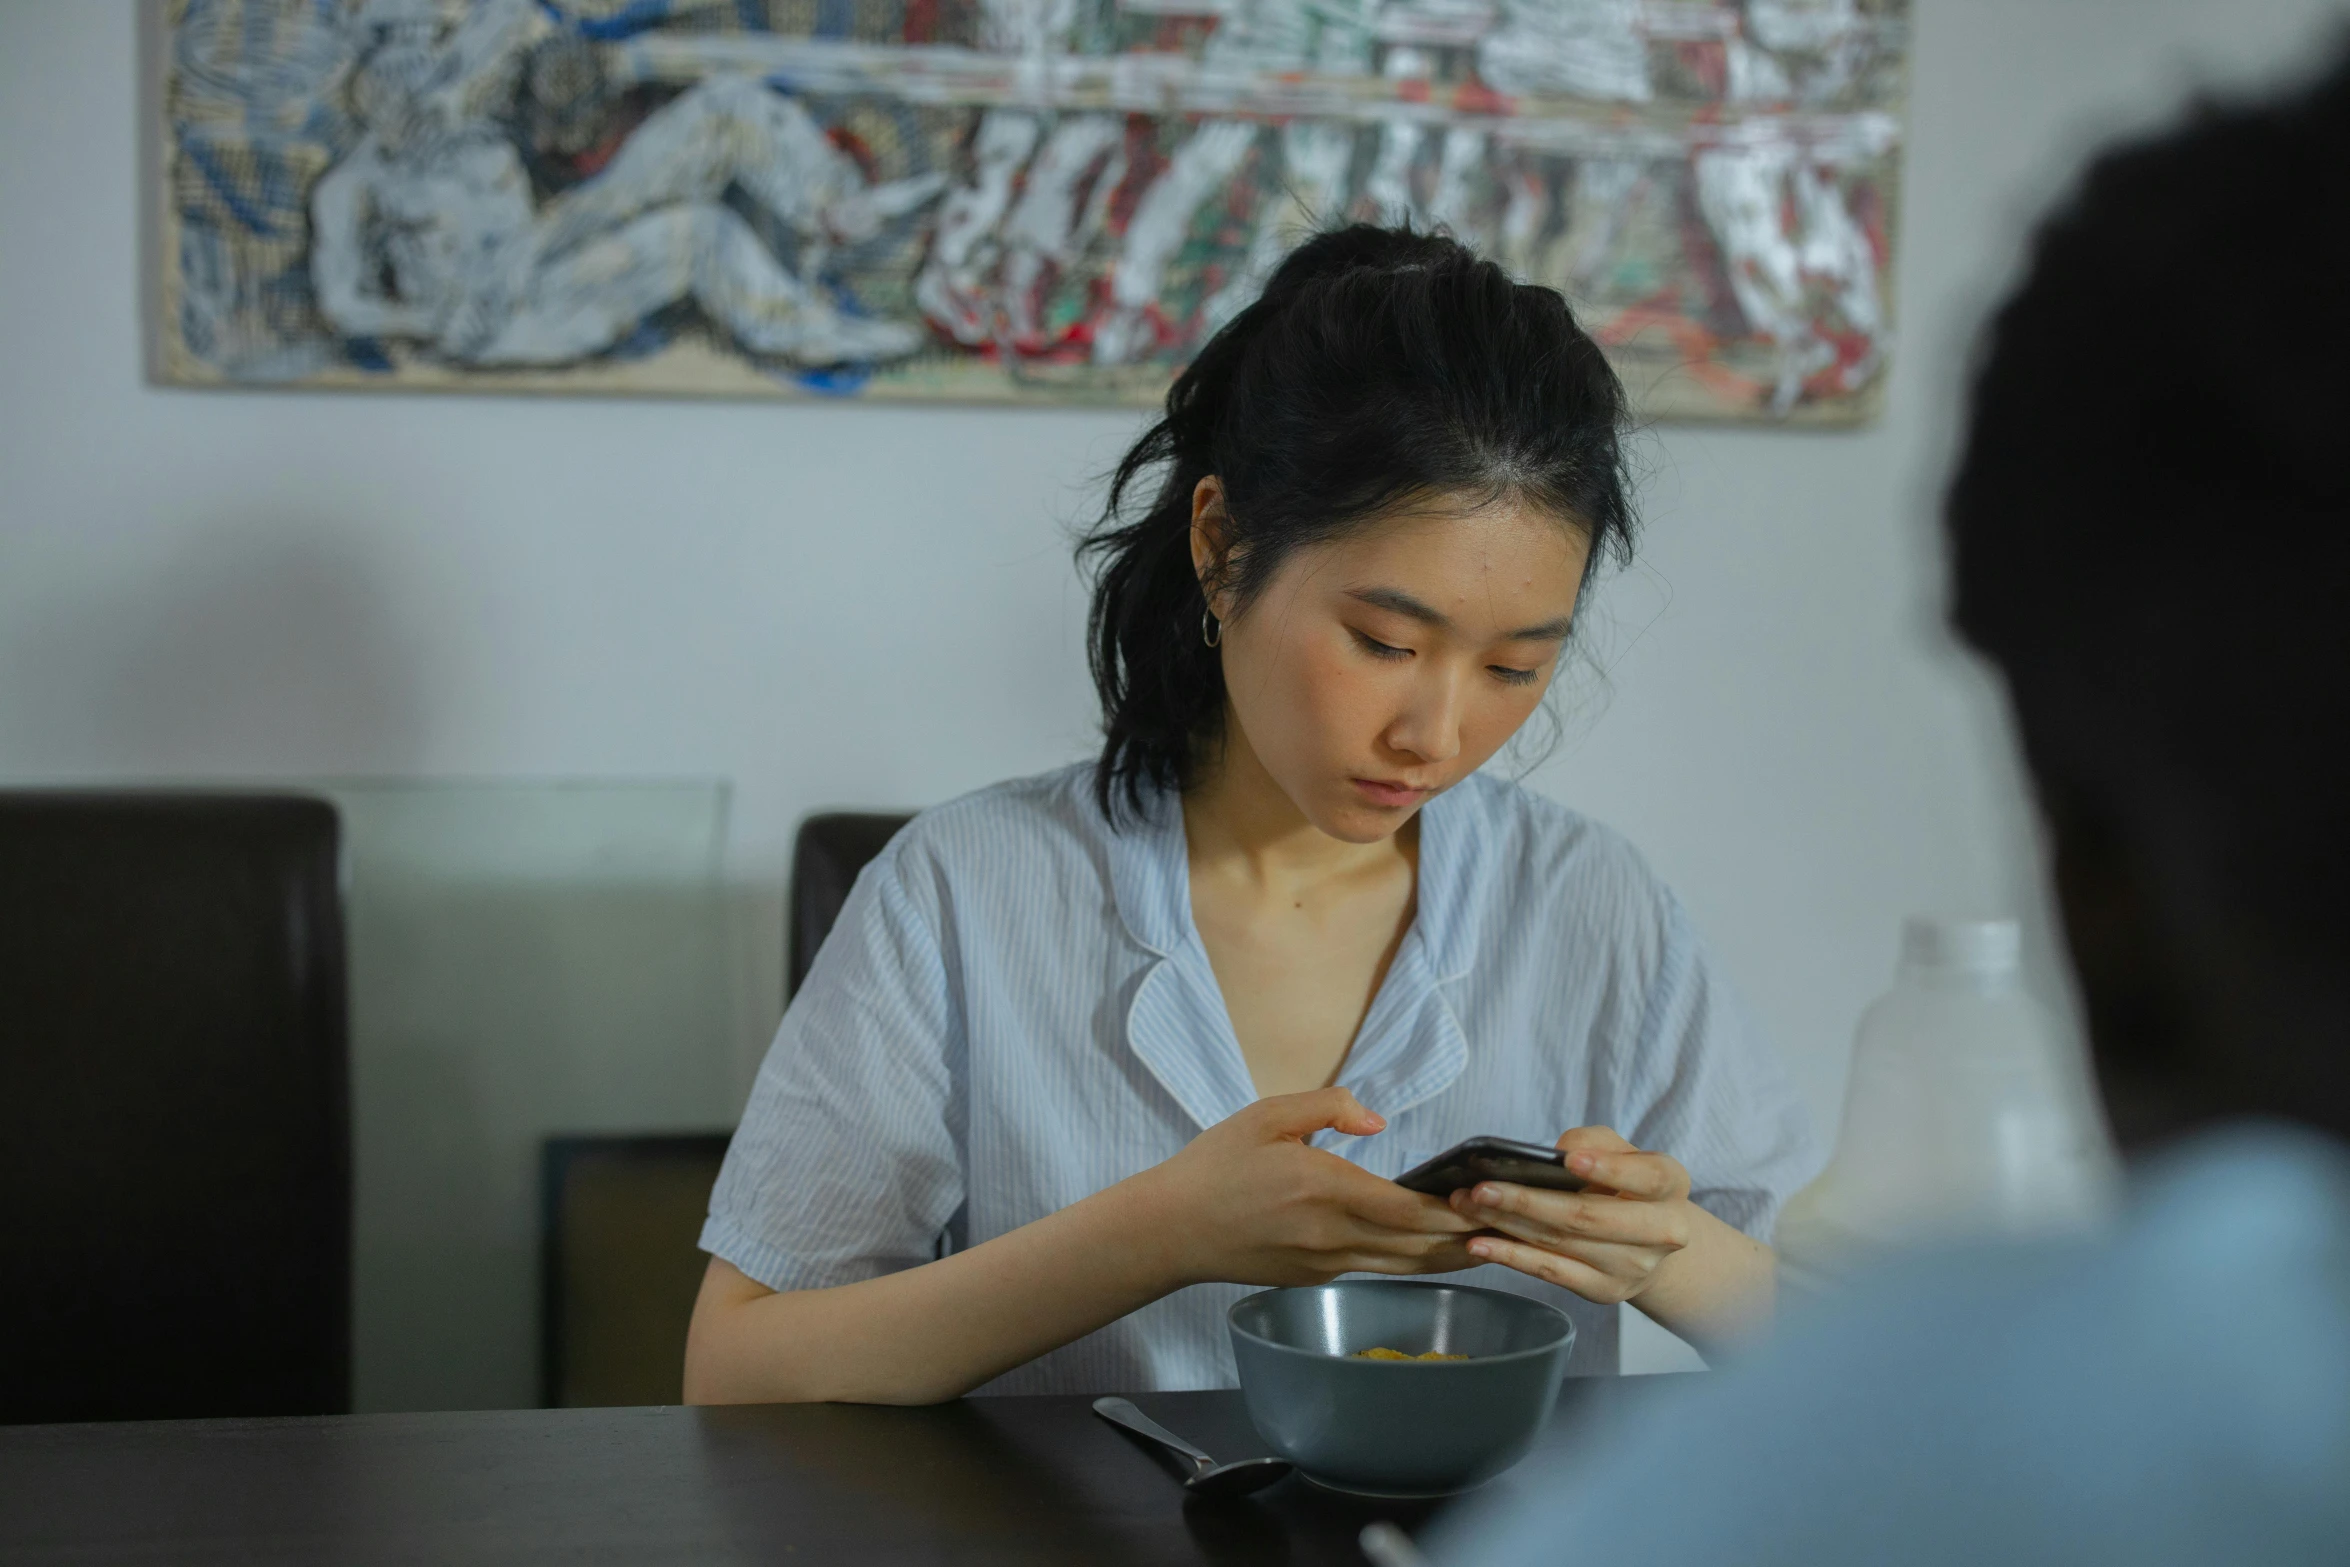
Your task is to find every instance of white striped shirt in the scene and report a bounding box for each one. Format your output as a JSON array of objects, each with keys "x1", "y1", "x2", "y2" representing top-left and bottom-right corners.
[{"x1": 702, "y1": 762, "x2": 1821, "y2": 1393}]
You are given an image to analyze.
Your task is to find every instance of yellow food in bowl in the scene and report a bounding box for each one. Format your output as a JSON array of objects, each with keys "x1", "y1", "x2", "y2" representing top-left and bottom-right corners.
[{"x1": 1352, "y1": 1347, "x2": 1469, "y2": 1361}]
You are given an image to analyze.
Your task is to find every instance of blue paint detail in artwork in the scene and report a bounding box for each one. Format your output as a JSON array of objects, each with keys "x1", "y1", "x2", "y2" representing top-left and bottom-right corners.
[
  {"x1": 179, "y1": 299, "x2": 214, "y2": 364},
  {"x1": 814, "y1": 0, "x2": 858, "y2": 38},
  {"x1": 178, "y1": 225, "x2": 222, "y2": 363},
  {"x1": 344, "y1": 338, "x2": 394, "y2": 373},
  {"x1": 182, "y1": 140, "x2": 280, "y2": 236},
  {"x1": 788, "y1": 277, "x2": 883, "y2": 391},
  {"x1": 824, "y1": 277, "x2": 877, "y2": 317},
  {"x1": 794, "y1": 363, "x2": 873, "y2": 396},
  {"x1": 536, "y1": 0, "x2": 683, "y2": 42},
  {"x1": 605, "y1": 315, "x2": 676, "y2": 361},
  {"x1": 242, "y1": 0, "x2": 275, "y2": 71}
]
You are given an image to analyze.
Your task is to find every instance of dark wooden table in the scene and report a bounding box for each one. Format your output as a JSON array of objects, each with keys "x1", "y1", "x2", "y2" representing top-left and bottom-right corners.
[{"x1": 0, "y1": 1380, "x2": 1683, "y2": 1565}]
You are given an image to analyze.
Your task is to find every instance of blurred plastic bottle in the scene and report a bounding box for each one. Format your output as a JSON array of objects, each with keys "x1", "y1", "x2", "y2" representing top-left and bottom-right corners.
[{"x1": 1775, "y1": 916, "x2": 2118, "y2": 1298}]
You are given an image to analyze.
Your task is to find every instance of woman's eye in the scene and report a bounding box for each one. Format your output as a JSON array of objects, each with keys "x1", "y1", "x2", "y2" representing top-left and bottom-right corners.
[
  {"x1": 1489, "y1": 665, "x2": 1542, "y2": 688},
  {"x1": 1353, "y1": 631, "x2": 1411, "y2": 660}
]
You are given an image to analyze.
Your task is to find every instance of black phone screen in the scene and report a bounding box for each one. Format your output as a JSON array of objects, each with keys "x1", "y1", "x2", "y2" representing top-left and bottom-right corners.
[{"x1": 1393, "y1": 1136, "x2": 1589, "y2": 1197}]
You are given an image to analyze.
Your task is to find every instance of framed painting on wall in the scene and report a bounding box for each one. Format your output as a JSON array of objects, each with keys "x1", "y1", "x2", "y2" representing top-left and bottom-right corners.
[{"x1": 145, "y1": 0, "x2": 1908, "y2": 421}]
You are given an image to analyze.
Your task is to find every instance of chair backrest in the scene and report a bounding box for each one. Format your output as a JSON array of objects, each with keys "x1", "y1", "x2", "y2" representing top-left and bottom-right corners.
[
  {"x1": 539, "y1": 1133, "x2": 731, "y2": 1407},
  {"x1": 0, "y1": 792, "x2": 350, "y2": 1423},
  {"x1": 785, "y1": 811, "x2": 913, "y2": 1001}
]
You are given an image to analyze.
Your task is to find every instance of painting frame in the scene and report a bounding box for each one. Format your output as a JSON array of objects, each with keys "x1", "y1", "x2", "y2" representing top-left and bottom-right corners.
[{"x1": 141, "y1": 0, "x2": 1909, "y2": 424}]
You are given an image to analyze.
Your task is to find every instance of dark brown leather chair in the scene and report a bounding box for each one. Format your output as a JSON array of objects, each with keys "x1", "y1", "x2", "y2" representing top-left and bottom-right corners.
[
  {"x1": 0, "y1": 793, "x2": 350, "y2": 1423},
  {"x1": 785, "y1": 811, "x2": 913, "y2": 1000}
]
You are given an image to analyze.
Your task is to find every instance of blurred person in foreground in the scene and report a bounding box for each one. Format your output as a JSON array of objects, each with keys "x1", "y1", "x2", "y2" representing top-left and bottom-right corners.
[{"x1": 1437, "y1": 44, "x2": 2350, "y2": 1567}]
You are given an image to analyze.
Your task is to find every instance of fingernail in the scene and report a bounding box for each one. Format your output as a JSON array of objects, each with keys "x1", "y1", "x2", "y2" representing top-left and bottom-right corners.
[
  {"x1": 1468, "y1": 1239, "x2": 1493, "y2": 1258},
  {"x1": 1471, "y1": 1184, "x2": 1500, "y2": 1206},
  {"x1": 1566, "y1": 1152, "x2": 1596, "y2": 1175},
  {"x1": 1364, "y1": 1112, "x2": 1386, "y2": 1131}
]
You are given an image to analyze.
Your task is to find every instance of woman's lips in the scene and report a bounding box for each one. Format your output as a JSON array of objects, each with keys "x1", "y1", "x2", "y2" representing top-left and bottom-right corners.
[{"x1": 1351, "y1": 777, "x2": 1431, "y2": 809}]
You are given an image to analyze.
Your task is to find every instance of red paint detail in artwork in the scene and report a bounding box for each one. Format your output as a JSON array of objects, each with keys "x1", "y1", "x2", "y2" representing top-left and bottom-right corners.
[
  {"x1": 826, "y1": 125, "x2": 881, "y2": 183},
  {"x1": 1675, "y1": 40, "x2": 1729, "y2": 101},
  {"x1": 1451, "y1": 77, "x2": 1515, "y2": 116},
  {"x1": 1598, "y1": 298, "x2": 1764, "y2": 405},
  {"x1": 1848, "y1": 179, "x2": 1891, "y2": 271},
  {"x1": 1105, "y1": 117, "x2": 1169, "y2": 238},
  {"x1": 1799, "y1": 322, "x2": 1877, "y2": 400}
]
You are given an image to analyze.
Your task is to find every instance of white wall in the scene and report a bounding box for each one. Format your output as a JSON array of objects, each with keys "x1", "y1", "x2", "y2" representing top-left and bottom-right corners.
[{"x1": 5, "y1": 0, "x2": 2345, "y2": 1395}]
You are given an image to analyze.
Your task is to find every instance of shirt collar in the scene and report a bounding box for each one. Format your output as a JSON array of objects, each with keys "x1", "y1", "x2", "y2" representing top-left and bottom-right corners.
[
  {"x1": 1409, "y1": 778, "x2": 1479, "y2": 984},
  {"x1": 1104, "y1": 779, "x2": 1189, "y2": 959}
]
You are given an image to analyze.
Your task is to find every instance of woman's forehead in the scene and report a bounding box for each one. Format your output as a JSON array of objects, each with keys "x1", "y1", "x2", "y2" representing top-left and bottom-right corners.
[{"x1": 1309, "y1": 499, "x2": 1588, "y2": 611}]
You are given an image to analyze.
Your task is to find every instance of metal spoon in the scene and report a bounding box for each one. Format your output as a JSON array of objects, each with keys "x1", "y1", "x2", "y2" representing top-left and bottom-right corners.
[
  {"x1": 1360, "y1": 1522, "x2": 1435, "y2": 1567},
  {"x1": 1091, "y1": 1396, "x2": 1294, "y2": 1498}
]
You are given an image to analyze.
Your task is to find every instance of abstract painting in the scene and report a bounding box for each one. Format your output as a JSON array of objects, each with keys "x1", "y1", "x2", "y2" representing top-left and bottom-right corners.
[{"x1": 148, "y1": 0, "x2": 1908, "y2": 421}]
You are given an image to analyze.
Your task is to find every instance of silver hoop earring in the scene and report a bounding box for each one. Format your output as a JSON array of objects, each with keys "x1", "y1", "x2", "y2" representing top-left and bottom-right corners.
[{"x1": 1201, "y1": 609, "x2": 1222, "y2": 648}]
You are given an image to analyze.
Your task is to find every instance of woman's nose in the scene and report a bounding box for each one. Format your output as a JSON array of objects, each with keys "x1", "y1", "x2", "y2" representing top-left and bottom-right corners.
[{"x1": 1385, "y1": 668, "x2": 1465, "y2": 765}]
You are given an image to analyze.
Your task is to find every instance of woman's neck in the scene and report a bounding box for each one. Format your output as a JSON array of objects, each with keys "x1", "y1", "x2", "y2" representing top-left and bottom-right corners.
[{"x1": 1181, "y1": 722, "x2": 1415, "y2": 897}]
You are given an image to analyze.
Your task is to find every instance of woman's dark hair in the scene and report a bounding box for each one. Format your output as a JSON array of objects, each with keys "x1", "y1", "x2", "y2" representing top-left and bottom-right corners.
[{"x1": 1078, "y1": 225, "x2": 1637, "y2": 821}]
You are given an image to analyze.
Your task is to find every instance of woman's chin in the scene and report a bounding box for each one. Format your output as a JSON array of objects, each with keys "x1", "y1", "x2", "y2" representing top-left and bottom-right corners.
[{"x1": 1311, "y1": 796, "x2": 1423, "y2": 845}]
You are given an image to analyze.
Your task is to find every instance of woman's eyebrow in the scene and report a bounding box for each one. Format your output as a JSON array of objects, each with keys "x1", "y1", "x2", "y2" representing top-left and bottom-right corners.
[{"x1": 1347, "y1": 586, "x2": 1573, "y2": 643}]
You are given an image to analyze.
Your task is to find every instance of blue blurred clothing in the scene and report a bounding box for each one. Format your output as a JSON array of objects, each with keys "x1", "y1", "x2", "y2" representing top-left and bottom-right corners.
[
  {"x1": 702, "y1": 762, "x2": 1819, "y2": 1393},
  {"x1": 1437, "y1": 1122, "x2": 2350, "y2": 1567}
]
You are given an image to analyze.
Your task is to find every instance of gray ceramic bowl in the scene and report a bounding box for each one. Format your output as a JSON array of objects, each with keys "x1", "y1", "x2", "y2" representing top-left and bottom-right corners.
[{"x1": 1227, "y1": 1279, "x2": 1575, "y2": 1498}]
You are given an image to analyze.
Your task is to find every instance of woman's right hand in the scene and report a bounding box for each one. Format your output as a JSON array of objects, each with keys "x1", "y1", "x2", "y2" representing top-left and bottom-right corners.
[{"x1": 1130, "y1": 1087, "x2": 1482, "y2": 1288}]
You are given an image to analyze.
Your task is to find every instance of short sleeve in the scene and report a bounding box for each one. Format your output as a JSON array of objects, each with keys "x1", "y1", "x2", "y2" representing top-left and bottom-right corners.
[
  {"x1": 1613, "y1": 897, "x2": 1824, "y2": 1240},
  {"x1": 699, "y1": 841, "x2": 963, "y2": 1292}
]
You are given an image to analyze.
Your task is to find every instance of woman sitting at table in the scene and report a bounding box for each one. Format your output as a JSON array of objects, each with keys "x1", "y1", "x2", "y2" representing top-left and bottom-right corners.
[{"x1": 684, "y1": 225, "x2": 1820, "y2": 1404}]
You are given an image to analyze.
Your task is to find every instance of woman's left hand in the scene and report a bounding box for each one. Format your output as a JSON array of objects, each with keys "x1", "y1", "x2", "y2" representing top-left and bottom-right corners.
[{"x1": 1449, "y1": 1126, "x2": 1695, "y2": 1307}]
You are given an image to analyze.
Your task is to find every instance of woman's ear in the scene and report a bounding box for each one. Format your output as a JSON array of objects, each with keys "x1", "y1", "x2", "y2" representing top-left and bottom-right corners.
[{"x1": 1190, "y1": 476, "x2": 1231, "y2": 615}]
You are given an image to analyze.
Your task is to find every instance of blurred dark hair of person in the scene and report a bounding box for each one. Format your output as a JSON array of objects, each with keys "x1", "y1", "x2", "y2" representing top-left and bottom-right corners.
[{"x1": 1431, "y1": 43, "x2": 2350, "y2": 1567}]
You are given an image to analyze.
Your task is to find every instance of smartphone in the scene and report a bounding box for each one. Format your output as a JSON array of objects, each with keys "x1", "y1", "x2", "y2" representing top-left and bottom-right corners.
[{"x1": 1394, "y1": 1136, "x2": 1588, "y2": 1198}]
